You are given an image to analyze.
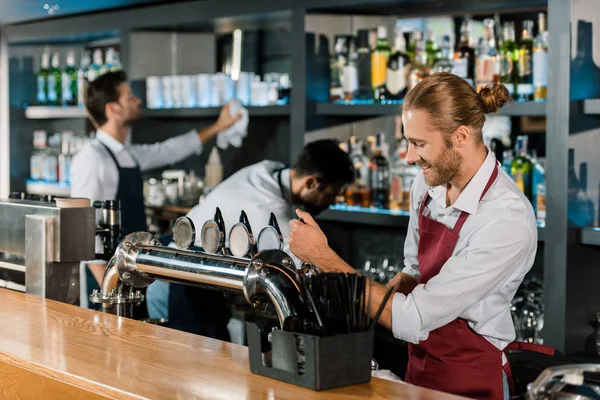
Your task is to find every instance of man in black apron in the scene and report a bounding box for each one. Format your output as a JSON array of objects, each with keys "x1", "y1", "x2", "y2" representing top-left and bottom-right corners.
[{"x1": 71, "y1": 70, "x2": 240, "y2": 311}]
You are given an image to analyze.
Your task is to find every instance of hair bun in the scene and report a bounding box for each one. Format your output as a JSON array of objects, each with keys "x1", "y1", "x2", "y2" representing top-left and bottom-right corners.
[{"x1": 479, "y1": 84, "x2": 510, "y2": 114}]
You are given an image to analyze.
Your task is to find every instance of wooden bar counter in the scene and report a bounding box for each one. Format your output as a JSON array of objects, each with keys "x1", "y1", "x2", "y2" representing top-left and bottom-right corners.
[{"x1": 0, "y1": 289, "x2": 463, "y2": 399}]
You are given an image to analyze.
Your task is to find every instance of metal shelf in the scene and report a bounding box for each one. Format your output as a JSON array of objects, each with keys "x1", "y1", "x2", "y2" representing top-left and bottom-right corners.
[
  {"x1": 26, "y1": 180, "x2": 71, "y2": 197},
  {"x1": 318, "y1": 205, "x2": 546, "y2": 241},
  {"x1": 25, "y1": 106, "x2": 87, "y2": 119},
  {"x1": 581, "y1": 228, "x2": 600, "y2": 246},
  {"x1": 25, "y1": 105, "x2": 290, "y2": 120},
  {"x1": 143, "y1": 105, "x2": 290, "y2": 118},
  {"x1": 315, "y1": 101, "x2": 546, "y2": 117}
]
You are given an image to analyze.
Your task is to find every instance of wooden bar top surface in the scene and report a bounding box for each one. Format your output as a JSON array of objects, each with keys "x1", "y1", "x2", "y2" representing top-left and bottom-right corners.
[{"x1": 0, "y1": 289, "x2": 463, "y2": 399}]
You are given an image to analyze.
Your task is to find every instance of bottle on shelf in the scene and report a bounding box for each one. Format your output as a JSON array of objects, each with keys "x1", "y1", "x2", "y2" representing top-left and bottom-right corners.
[
  {"x1": 43, "y1": 133, "x2": 60, "y2": 182},
  {"x1": 62, "y1": 50, "x2": 78, "y2": 106},
  {"x1": 518, "y1": 20, "x2": 535, "y2": 102},
  {"x1": 37, "y1": 50, "x2": 50, "y2": 105},
  {"x1": 346, "y1": 137, "x2": 369, "y2": 206},
  {"x1": 433, "y1": 35, "x2": 453, "y2": 73},
  {"x1": 475, "y1": 18, "x2": 499, "y2": 92},
  {"x1": 389, "y1": 138, "x2": 407, "y2": 211},
  {"x1": 454, "y1": 17, "x2": 476, "y2": 86},
  {"x1": 355, "y1": 30, "x2": 373, "y2": 102},
  {"x1": 502, "y1": 150, "x2": 513, "y2": 177},
  {"x1": 424, "y1": 24, "x2": 439, "y2": 67},
  {"x1": 406, "y1": 30, "x2": 416, "y2": 61},
  {"x1": 511, "y1": 135, "x2": 533, "y2": 200},
  {"x1": 533, "y1": 13, "x2": 548, "y2": 102},
  {"x1": 330, "y1": 36, "x2": 350, "y2": 102},
  {"x1": 204, "y1": 147, "x2": 223, "y2": 194},
  {"x1": 30, "y1": 130, "x2": 48, "y2": 181},
  {"x1": 47, "y1": 52, "x2": 62, "y2": 106},
  {"x1": 371, "y1": 26, "x2": 391, "y2": 101},
  {"x1": 105, "y1": 48, "x2": 122, "y2": 71},
  {"x1": 531, "y1": 152, "x2": 546, "y2": 224},
  {"x1": 343, "y1": 41, "x2": 358, "y2": 102},
  {"x1": 408, "y1": 31, "x2": 429, "y2": 90},
  {"x1": 58, "y1": 131, "x2": 73, "y2": 184},
  {"x1": 370, "y1": 133, "x2": 390, "y2": 209},
  {"x1": 383, "y1": 29, "x2": 410, "y2": 101},
  {"x1": 499, "y1": 22, "x2": 519, "y2": 98},
  {"x1": 78, "y1": 51, "x2": 91, "y2": 106},
  {"x1": 88, "y1": 49, "x2": 104, "y2": 82}
]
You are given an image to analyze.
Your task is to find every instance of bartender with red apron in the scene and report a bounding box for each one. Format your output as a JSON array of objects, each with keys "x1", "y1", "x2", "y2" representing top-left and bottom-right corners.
[{"x1": 288, "y1": 72, "x2": 553, "y2": 400}]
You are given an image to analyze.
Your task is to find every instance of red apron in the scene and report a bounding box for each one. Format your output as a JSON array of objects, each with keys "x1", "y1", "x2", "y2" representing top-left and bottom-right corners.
[{"x1": 404, "y1": 165, "x2": 554, "y2": 399}]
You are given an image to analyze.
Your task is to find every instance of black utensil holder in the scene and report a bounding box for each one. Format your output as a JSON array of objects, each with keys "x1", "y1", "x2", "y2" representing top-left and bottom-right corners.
[{"x1": 246, "y1": 322, "x2": 374, "y2": 391}]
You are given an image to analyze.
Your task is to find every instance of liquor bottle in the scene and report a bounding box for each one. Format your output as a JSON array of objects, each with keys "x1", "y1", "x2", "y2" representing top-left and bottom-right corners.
[
  {"x1": 454, "y1": 18, "x2": 476, "y2": 86},
  {"x1": 406, "y1": 30, "x2": 417, "y2": 61},
  {"x1": 106, "y1": 48, "x2": 122, "y2": 71},
  {"x1": 30, "y1": 130, "x2": 48, "y2": 181},
  {"x1": 62, "y1": 51, "x2": 78, "y2": 106},
  {"x1": 433, "y1": 35, "x2": 453, "y2": 73},
  {"x1": 389, "y1": 138, "x2": 407, "y2": 210},
  {"x1": 502, "y1": 150, "x2": 513, "y2": 177},
  {"x1": 43, "y1": 133, "x2": 59, "y2": 182},
  {"x1": 343, "y1": 41, "x2": 358, "y2": 102},
  {"x1": 330, "y1": 36, "x2": 349, "y2": 102},
  {"x1": 518, "y1": 20, "x2": 535, "y2": 101},
  {"x1": 533, "y1": 13, "x2": 548, "y2": 102},
  {"x1": 475, "y1": 18, "x2": 498, "y2": 91},
  {"x1": 347, "y1": 137, "x2": 371, "y2": 207},
  {"x1": 408, "y1": 32, "x2": 429, "y2": 90},
  {"x1": 531, "y1": 152, "x2": 545, "y2": 220},
  {"x1": 47, "y1": 52, "x2": 62, "y2": 106},
  {"x1": 499, "y1": 22, "x2": 519, "y2": 98},
  {"x1": 355, "y1": 30, "x2": 373, "y2": 101},
  {"x1": 383, "y1": 29, "x2": 410, "y2": 101},
  {"x1": 424, "y1": 25, "x2": 439, "y2": 67},
  {"x1": 370, "y1": 133, "x2": 390, "y2": 209},
  {"x1": 371, "y1": 26, "x2": 391, "y2": 101},
  {"x1": 37, "y1": 51, "x2": 50, "y2": 105},
  {"x1": 88, "y1": 49, "x2": 104, "y2": 82},
  {"x1": 511, "y1": 135, "x2": 533, "y2": 200},
  {"x1": 58, "y1": 131, "x2": 73, "y2": 184},
  {"x1": 78, "y1": 51, "x2": 91, "y2": 106}
]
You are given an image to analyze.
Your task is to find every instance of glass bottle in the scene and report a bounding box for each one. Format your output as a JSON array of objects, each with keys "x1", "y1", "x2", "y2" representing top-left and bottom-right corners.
[
  {"x1": 406, "y1": 30, "x2": 417, "y2": 61},
  {"x1": 58, "y1": 131, "x2": 73, "y2": 184},
  {"x1": 383, "y1": 29, "x2": 410, "y2": 101},
  {"x1": 62, "y1": 50, "x2": 78, "y2": 106},
  {"x1": 88, "y1": 49, "x2": 104, "y2": 82},
  {"x1": 518, "y1": 20, "x2": 535, "y2": 101},
  {"x1": 476, "y1": 18, "x2": 498, "y2": 92},
  {"x1": 433, "y1": 35, "x2": 453, "y2": 73},
  {"x1": 454, "y1": 18, "x2": 476, "y2": 86},
  {"x1": 389, "y1": 138, "x2": 407, "y2": 210},
  {"x1": 533, "y1": 13, "x2": 549, "y2": 102},
  {"x1": 408, "y1": 32, "x2": 429, "y2": 90},
  {"x1": 500, "y1": 22, "x2": 519, "y2": 98},
  {"x1": 30, "y1": 130, "x2": 48, "y2": 181},
  {"x1": 78, "y1": 51, "x2": 91, "y2": 106},
  {"x1": 370, "y1": 133, "x2": 390, "y2": 209},
  {"x1": 343, "y1": 41, "x2": 358, "y2": 102},
  {"x1": 47, "y1": 52, "x2": 62, "y2": 106},
  {"x1": 371, "y1": 26, "x2": 391, "y2": 101},
  {"x1": 37, "y1": 51, "x2": 50, "y2": 105},
  {"x1": 355, "y1": 30, "x2": 373, "y2": 102},
  {"x1": 424, "y1": 24, "x2": 439, "y2": 67},
  {"x1": 511, "y1": 135, "x2": 533, "y2": 200},
  {"x1": 330, "y1": 36, "x2": 349, "y2": 102}
]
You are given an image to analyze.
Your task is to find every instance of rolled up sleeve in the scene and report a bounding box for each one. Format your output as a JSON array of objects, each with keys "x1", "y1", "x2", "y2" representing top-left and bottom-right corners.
[{"x1": 130, "y1": 130, "x2": 203, "y2": 171}]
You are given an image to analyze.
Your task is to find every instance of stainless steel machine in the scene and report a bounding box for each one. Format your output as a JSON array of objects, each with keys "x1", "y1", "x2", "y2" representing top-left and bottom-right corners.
[
  {"x1": 92, "y1": 211, "x2": 312, "y2": 327},
  {"x1": 0, "y1": 196, "x2": 95, "y2": 304}
]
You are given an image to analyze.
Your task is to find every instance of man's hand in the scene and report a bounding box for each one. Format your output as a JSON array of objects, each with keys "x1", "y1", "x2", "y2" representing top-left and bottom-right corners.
[
  {"x1": 197, "y1": 102, "x2": 242, "y2": 144},
  {"x1": 289, "y1": 209, "x2": 353, "y2": 273},
  {"x1": 215, "y1": 102, "x2": 242, "y2": 131}
]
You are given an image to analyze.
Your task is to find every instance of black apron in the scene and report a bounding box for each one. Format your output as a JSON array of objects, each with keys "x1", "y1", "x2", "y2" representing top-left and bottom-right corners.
[{"x1": 86, "y1": 142, "x2": 148, "y2": 318}]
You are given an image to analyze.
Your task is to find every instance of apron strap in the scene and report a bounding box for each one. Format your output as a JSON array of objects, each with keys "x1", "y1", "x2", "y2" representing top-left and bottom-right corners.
[{"x1": 506, "y1": 341, "x2": 556, "y2": 356}]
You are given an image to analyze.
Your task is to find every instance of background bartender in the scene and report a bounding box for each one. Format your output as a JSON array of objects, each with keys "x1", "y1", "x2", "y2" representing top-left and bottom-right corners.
[
  {"x1": 289, "y1": 73, "x2": 550, "y2": 400},
  {"x1": 71, "y1": 70, "x2": 240, "y2": 298}
]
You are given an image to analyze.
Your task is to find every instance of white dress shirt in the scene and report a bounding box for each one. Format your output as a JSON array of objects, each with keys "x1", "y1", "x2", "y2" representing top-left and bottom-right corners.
[
  {"x1": 392, "y1": 150, "x2": 537, "y2": 353},
  {"x1": 71, "y1": 129, "x2": 203, "y2": 256},
  {"x1": 186, "y1": 161, "x2": 300, "y2": 266}
]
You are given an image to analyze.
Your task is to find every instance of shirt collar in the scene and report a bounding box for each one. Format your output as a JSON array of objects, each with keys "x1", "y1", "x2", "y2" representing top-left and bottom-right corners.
[
  {"x1": 428, "y1": 149, "x2": 497, "y2": 215},
  {"x1": 96, "y1": 129, "x2": 126, "y2": 154}
]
